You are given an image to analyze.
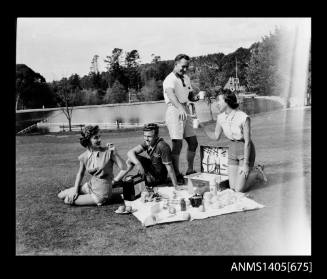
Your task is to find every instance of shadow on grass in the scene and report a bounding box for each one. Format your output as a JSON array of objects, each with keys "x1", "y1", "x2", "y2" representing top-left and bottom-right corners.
[{"x1": 106, "y1": 193, "x2": 124, "y2": 205}]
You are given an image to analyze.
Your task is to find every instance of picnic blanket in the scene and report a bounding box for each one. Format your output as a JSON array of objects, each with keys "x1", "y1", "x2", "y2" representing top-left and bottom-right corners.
[{"x1": 123, "y1": 186, "x2": 264, "y2": 227}]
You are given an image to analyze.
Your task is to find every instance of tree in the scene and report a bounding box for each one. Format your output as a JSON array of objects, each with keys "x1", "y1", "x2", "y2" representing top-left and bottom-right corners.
[
  {"x1": 140, "y1": 79, "x2": 163, "y2": 101},
  {"x1": 52, "y1": 78, "x2": 80, "y2": 131},
  {"x1": 124, "y1": 49, "x2": 141, "y2": 91},
  {"x1": 104, "y1": 80, "x2": 128, "y2": 104},
  {"x1": 246, "y1": 28, "x2": 291, "y2": 96},
  {"x1": 125, "y1": 50, "x2": 140, "y2": 68},
  {"x1": 16, "y1": 64, "x2": 47, "y2": 110},
  {"x1": 68, "y1": 73, "x2": 81, "y2": 89},
  {"x1": 104, "y1": 48, "x2": 127, "y2": 88},
  {"x1": 23, "y1": 82, "x2": 56, "y2": 109},
  {"x1": 80, "y1": 74, "x2": 93, "y2": 89},
  {"x1": 199, "y1": 66, "x2": 217, "y2": 90},
  {"x1": 151, "y1": 54, "x2": 161, "y2": 64}
]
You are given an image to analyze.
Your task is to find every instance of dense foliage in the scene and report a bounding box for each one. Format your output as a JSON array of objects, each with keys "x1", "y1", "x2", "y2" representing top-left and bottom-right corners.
[{"x1": 16, "y1": 28, "x2": 311, "y2": 110}]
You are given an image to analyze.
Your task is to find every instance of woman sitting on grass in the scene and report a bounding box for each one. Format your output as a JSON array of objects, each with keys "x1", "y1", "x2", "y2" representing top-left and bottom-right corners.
[
  {"x1": 200, "y1": 89, "x2": 267, "y2": 192},
  {"x1": 58, "y1": 125, "x2": 127, "y2": 206}
]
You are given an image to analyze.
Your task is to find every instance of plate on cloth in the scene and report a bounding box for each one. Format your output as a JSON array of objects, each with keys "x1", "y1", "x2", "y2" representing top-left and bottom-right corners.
[{"x1": 115, "y1": 209, "x2": 137, "y2": 214}]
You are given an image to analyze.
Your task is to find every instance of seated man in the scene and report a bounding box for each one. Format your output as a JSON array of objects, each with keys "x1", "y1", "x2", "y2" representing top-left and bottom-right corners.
[{"x1": 114, "y1": 123, "x2": 179, "y2": 188}]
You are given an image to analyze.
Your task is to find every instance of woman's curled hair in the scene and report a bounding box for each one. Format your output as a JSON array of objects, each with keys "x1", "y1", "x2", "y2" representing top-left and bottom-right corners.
[
  {"x1": 80, "y1": 125, "x2": 99, "y2": 147},
  {"x1": 219, "y1": 89, "x2": 239, "y2": 109}
]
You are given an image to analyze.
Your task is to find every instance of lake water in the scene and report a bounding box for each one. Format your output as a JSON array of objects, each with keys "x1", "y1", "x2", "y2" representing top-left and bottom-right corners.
[{"x1": 16, "y1": 97, "x2": 285, "y2": 133}]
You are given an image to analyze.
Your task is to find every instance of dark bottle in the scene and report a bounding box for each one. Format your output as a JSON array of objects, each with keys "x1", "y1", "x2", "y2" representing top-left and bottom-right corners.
[{"x1": 180, "y1": 198, "x2": 186, "y2": 211}]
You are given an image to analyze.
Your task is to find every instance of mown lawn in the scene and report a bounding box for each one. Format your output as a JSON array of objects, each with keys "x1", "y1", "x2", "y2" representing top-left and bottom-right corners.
[{"x1": 16, "y1": 108, "x2": 311, "y2": 255}]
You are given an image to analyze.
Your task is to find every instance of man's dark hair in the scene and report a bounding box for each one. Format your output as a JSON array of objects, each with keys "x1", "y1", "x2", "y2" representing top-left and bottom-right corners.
[
  {"x1": 219, "y1": 89, "x2": 239, "y2": 109},
  {"x1": 143, "y1": 123, "x2": 159, "y2": 136},
  {"x1": 174, "y1": 54, "x2": 190, "y2": 63}
]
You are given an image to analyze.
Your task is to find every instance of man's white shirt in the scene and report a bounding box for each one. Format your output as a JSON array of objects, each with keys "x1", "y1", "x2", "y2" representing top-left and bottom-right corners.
[{"x1": 162, "y1": 72, "x2": 193, "y2": 104}]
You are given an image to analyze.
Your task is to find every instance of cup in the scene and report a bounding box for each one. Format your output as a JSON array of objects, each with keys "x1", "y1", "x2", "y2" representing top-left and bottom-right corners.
[
  {"x1": 198, "y1": 91, "x2": 205, "y2": 100},
  {"x1": 193, "y1": 118, "x2": 200, "y2": 129},
  {"x1": 117, "y1": 205, "x2": 126, "y2": 213}
]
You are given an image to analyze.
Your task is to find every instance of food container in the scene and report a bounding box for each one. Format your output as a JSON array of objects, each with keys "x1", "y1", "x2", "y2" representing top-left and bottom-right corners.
[
  {"x1": 198, "y1": 91, "x2": 205, "y2": 100},
  {"x1": 186, "y1": 173, "x2": 210, "y2": 195},
  {"x1": 203, "y1": 192, "x2": 213, "y2": 202},
  {"x1": 193, "y1": 118, "x2": 200, "y2": 129},
  {"x1": 162, "y1": 199, "x2": 169, "y2": 209},
  {"x1": 117, "y1": 205, "x2": 126, "y2": 213},
  {"x1": 180, "y1": 198, "x2": 186, "y2": 211},
  {"x1": 184, "y1": 145, "x2": 229, "y2": 195},
  {"x1": 181, "y1": 212, "x2": 191, "y2": 220},
  {"x1": 189, "y1": 194, "x2": 203, "y2": 207},
  {"x1": 198, "y1": 205, "x2": 205, "y2": 212},
  {"x1": 200, "y1": 146, "x2": 229, "y2": 175},
  {"x1": 169, "y1": 206, "x2": 176, "y2": 214}
]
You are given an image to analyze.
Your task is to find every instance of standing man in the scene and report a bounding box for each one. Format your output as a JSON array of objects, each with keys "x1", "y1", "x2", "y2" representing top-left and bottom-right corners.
[
  {"x1": 114, "y1": 123, "x2": 179, "y2": 188},
  {"x1": 163, "y1": 54, "x2": 199, "y2": 184}
]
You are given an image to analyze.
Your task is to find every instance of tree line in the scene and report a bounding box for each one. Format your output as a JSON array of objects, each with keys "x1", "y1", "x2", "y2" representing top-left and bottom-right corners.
[{"x1": 16, "y1": 27, "x2": 311, "y2": 111}]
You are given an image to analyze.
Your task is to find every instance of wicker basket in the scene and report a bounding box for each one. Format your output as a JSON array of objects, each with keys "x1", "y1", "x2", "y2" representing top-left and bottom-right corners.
[{"x1": 184, "y1": 145, "x2": 229, "y2": 195}]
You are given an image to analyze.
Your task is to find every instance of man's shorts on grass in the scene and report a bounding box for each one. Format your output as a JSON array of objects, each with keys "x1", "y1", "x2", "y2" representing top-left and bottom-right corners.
[{"x1": 165, "y1": 104, "x2": 195, "y2": 140}]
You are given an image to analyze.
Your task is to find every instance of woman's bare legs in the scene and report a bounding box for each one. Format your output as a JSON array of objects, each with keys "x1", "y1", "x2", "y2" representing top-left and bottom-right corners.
[
  {"x1": 58, "y1": 186, "x2": 98, "y2": 206},
  {"x1": 228, "y1": 165, "x2": 239, "y2": 190},
  {"x1": 58, "y1": 187, "x2": 75, "y2": 199},
  {"x1": 235, "y1": 165, "x2": 267, "y2": 192},
  {"x1": 72, "y1": 194, "x2": 97, "y2": 205}
]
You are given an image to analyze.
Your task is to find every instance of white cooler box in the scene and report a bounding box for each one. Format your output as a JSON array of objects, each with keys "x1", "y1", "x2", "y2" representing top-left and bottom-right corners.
[{"x1": 184, "y1": 145, "x2": 229, "y2": 195}]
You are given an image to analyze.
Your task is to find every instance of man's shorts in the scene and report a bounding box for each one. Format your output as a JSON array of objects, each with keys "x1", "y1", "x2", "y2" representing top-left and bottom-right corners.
[
  {"x1": 228, "y1": 139, "x2": 255, "y2": 167},
  {"x1": 165, "y1": 104, "x2": 195, "y2": 140}
]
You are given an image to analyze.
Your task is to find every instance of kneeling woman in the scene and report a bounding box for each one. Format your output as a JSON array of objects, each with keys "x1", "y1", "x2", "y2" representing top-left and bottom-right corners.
[
  {"x1": 201, "y1": 90, "x2": 267, "y2": 192},
  {"x1": 58, "y1": 125, "x2": 127, "y2": 205}
]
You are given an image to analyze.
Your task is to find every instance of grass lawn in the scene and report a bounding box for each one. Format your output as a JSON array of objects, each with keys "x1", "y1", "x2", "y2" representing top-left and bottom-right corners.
[{"x1": 16, "y1": 107, "x2": 311, "y2": 255}]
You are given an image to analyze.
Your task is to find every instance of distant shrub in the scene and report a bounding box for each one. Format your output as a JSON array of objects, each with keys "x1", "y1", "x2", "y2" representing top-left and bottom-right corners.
[
  {"x1": 79, "y1": 89, "x2": 103, "y2": 105},
  {"x1": 35, "y1": 126, "x2": 49, "y2": 134}
]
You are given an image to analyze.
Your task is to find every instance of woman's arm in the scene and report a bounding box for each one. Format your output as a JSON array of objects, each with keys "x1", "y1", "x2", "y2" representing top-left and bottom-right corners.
[
  {"x1": 66, "y1": 161, "x2": 86, "y2": 204},
  {"x1": 199, "y1": 120, "x2": 223, "y2": 141},
  {"x1": 214, "y1": 120, "x2": 223, "y2": 141},
  {"x1": 74, "y1": 161, "x2": 86, "y2": 192},
  {"x1": 110, "y1": 146, "x2": 127, "y2": 171},
  {"x1": 241, "y1": 117, "x2": 252, "y2": 177}
]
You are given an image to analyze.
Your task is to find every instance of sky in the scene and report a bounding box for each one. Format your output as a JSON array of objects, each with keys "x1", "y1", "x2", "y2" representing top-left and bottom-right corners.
[{"x1": 16, "y1": 17, "x2": 310, "y2": 82}]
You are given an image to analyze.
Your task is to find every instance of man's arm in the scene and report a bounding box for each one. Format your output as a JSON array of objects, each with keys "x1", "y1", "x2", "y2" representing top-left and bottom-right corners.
[
  {"x1": 165, "y1": 163, "x2": 178, "y2": 187},
  {"x1": 111, "y1": 148, "x2": 127, "y2": 171},
  {"x1": 166, "y1": 88, "x2": 188, "y2": 121},
  {"x1": 159, "y1": 142, "x2": 178, "y2": 187},
  {"x1": 127, "y1": 145, "x2": 146, "y2": 175}
]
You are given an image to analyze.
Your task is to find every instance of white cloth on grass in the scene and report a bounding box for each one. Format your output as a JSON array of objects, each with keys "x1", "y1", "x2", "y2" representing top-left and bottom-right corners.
[{"x1": 124, "y1": 187, "x2": 264, "y2": 227}]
